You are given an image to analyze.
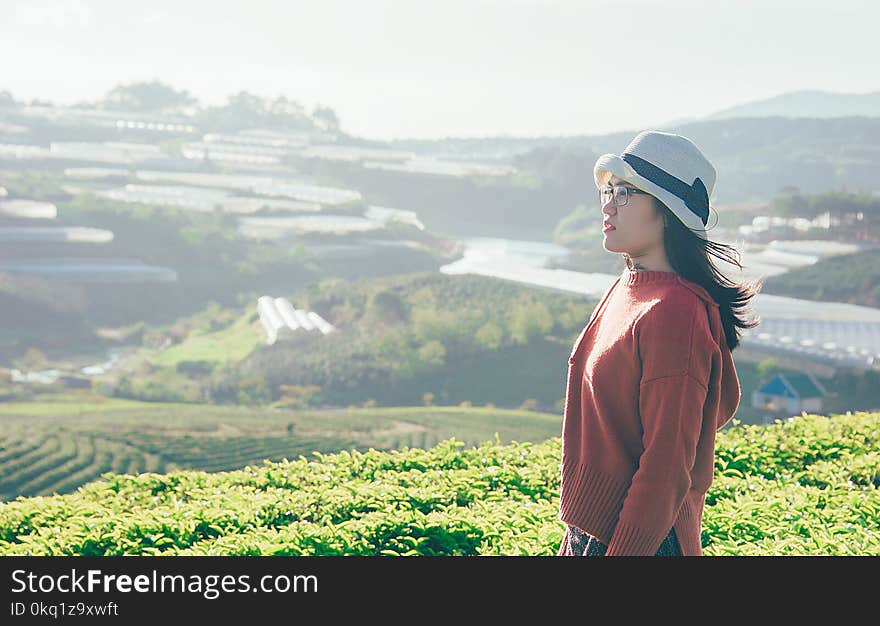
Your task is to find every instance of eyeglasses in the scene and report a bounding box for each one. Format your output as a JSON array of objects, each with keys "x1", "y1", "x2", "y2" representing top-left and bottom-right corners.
[{"x1": 599, "y1": 184, "x2": 650, "y2": 207}]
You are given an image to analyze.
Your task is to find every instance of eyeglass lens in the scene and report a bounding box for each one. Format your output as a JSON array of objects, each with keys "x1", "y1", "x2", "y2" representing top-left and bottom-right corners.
[{"x1": 599, "y1": 186, "x2": 628, "y2": 206}]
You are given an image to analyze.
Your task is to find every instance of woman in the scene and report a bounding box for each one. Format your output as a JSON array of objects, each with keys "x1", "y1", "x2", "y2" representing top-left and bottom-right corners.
[{"x1": 556, "y1": 130, "x2": 761, "y2": 556}]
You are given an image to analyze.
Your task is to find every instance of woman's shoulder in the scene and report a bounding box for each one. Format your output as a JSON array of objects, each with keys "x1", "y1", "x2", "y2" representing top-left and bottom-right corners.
[
  {"x1": 636, "y1": 285, "x2": 723, "y2": 383},
  {"x1": 672, "y1": 274, "x2": 718, "y2": 309},
  {"x1": 636, "y1": 280, "x2": 718, "y2": 344},
  {"x1": 641, "y1": 280, "x2": 705, "y2": 318}
]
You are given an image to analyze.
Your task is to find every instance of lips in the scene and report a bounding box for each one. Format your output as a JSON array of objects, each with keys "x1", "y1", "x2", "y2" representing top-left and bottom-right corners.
[{"x1": 603, "y1": 222, "x2": 616, "y2": 231}]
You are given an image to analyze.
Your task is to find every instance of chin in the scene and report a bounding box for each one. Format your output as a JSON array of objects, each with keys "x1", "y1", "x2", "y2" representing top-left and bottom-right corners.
[{"x1": 602, "y1": 240, "x2": 624, "y2": 253}]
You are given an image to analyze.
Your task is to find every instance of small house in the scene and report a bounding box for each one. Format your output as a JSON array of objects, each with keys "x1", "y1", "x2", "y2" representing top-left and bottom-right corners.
[{"x1": 751, "y1": 371, "x2": 831, "y2": 424}]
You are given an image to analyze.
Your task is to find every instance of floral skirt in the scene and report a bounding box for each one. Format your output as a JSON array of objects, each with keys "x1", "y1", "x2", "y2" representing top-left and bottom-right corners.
[{"x1": 565, "y1": 524, "x2": 682, "y2": 556}]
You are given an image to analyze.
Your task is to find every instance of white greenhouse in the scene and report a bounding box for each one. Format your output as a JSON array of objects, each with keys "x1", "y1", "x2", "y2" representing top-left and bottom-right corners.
[{"x1": 256, "y1": 296, "x2": 336, "y2": 344}]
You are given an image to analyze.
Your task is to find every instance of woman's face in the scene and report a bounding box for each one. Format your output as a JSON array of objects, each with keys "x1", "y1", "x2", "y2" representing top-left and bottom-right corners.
[{"x1": 600, "y1": 175, "x2": 665, "y2": 255}]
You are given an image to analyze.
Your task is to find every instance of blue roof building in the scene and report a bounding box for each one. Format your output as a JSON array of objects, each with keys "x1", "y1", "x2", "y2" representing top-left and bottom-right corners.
[{"x1": 752, "y1": 371, "x2": 833, "y2": 424}]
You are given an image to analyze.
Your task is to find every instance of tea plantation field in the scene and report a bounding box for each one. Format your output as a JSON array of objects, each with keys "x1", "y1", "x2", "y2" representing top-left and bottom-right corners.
[
  {"x1": 0, "y1": 410, "x2": 877, "y2": 556},
  {"x1": 0, "y1": 395, "x2": 562, "y2": 501}
]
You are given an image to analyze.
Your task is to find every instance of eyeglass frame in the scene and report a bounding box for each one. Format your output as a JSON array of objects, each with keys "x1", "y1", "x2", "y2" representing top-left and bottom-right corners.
[{"x1": 599, "y1": 184, "x2": 651, "y2": 207}]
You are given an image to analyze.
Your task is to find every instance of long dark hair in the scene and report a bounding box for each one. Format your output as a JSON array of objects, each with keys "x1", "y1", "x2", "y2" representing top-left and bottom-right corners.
[{"x1": 623, "y1": 200, "x2": 762, "y2": 351}]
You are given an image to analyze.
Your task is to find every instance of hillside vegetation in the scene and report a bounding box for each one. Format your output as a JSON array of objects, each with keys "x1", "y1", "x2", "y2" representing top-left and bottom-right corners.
[
  {"x1": 110, "y1": 272, "x2": 592, "y2": 410},
  {"x1": 761, "y1": 248, "x2": 880, "y2": 308},
  {"x1": 0, "y1": 410, "x2": 877, "y2": 556}
]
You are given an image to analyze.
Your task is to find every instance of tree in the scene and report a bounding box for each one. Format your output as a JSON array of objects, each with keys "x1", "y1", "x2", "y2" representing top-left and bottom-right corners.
[
  {"x1": 0, "y1": 90, "x2": 16, "y2": 107},
  {"x1": 367, "y1": 289, "x2": 409, "y2": 324},
  {"x1": 412, "y1": 308, "x2": 457, "y2": 345},
  {"x1": 271, "y1": 95, "x2": 305, "y2": 117},
  {"x1": 195, "y1": 90, "x2": 315, "y2": 131},
  {"x1": 756, "y1": 357, "x2": 781, "y2": 382},
  {"x1": 238, "y1": 377, "x2": 272, "y2": 406},
  {"x1": 176, "y1": 360, "x2": 215, "y2": 378},
  {"x1": 312, "y1": 105, "x2": 341, "y2": 133},
  {"x1": 102, "y1": 80, "x2": 197, "y2": 112},
  {"x1": 114, "y1": 376, "x2": 134, "y2": 398},
  {"x1": 278, "y1": 384, "x2": 322, "y2": 409},
  {"x1": 508, "y1": 300, "x2": 553, "y2": 345},
  {"x1": 20, "y1": 348, "x2": 48, "y2": 370},
  {"x1": 417, "y1": 340, "x2": 446, "y2": 369},
  {"x1": 475, "y1": 322, "x2": 503, "y2": 350}
]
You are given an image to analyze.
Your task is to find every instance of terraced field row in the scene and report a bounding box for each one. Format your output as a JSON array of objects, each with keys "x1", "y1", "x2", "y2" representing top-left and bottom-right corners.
[{"x1": 0, "y1": 402, "x2": 562, "y2": 501}]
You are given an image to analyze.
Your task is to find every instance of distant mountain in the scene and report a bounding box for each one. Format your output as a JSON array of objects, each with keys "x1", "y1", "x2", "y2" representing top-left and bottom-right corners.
[
  {"x1": 651, "y1": 115, "x2": 700, "y2": 128},
  {"x1": 498, "y1": 115, "x2": 880, "y2": 207},
  {"x1": 705, "y1": 89, "x2": 880, "y2": 120},
  {"x1": 650, "y1": 90, "x2": 880, "y2": 129}
]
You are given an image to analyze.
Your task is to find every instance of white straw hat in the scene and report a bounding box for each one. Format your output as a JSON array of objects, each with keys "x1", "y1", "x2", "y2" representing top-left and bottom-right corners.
[{"x1": 594, "y1": 130, "x2": 716, "y2": 239}]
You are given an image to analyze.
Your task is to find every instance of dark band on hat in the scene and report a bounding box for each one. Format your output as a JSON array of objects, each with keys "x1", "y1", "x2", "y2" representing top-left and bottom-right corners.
[{"x1": 621, "y1": 153, "x2": 709, "y2": 226}]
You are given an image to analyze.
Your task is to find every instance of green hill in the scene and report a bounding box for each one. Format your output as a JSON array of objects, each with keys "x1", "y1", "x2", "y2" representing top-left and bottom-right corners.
[
  {"x1": 103, "y1": 271, "x2": 592, "y2": 410},
  {"x1": 1, "y1": 410, "x2": 877, "y2": 556},
  {"x1": 760, "y1": 248, "x2": 880, "y2": 308}
]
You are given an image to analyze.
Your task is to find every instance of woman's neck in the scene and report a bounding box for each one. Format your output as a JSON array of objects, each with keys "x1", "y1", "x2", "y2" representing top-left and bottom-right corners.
[{"x1": 628, "y1": 260, "x2": 675, "y2": 272}]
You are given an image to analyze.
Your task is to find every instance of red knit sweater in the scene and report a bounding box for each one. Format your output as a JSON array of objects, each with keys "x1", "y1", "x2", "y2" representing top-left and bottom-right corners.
[{"x1": 556, "y1": 267, "x2": 741, "y2": 556}]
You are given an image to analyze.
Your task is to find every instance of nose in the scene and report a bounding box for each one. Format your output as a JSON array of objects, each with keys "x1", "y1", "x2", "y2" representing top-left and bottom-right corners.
[{"x1": 602, "y1": 197, "x2": 616, "y2": 218}]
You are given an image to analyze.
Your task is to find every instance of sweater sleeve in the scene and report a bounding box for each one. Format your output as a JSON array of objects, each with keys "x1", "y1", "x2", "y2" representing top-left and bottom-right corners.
[{"x1": 605, "y1": 299, "x2": 714, "y2": 556}]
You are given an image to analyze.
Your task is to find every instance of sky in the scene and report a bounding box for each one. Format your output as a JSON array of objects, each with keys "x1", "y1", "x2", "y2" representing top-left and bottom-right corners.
[{"x1": 2, "y1": 0, "x2": 878, "y2": 141}]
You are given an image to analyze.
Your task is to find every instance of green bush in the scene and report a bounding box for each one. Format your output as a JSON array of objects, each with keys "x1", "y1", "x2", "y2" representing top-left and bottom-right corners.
[
  {"x1": 176, "y1": 360, "x2": 215, "y2": 378},
  {"x1": 1, "y1": 410, "x2": 877, "y2": 556}
]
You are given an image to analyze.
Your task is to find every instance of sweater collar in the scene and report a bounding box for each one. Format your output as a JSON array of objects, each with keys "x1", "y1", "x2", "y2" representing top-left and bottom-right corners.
[{"x1": 622, "y1": 267, "x2": 680, "y2": 287}]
